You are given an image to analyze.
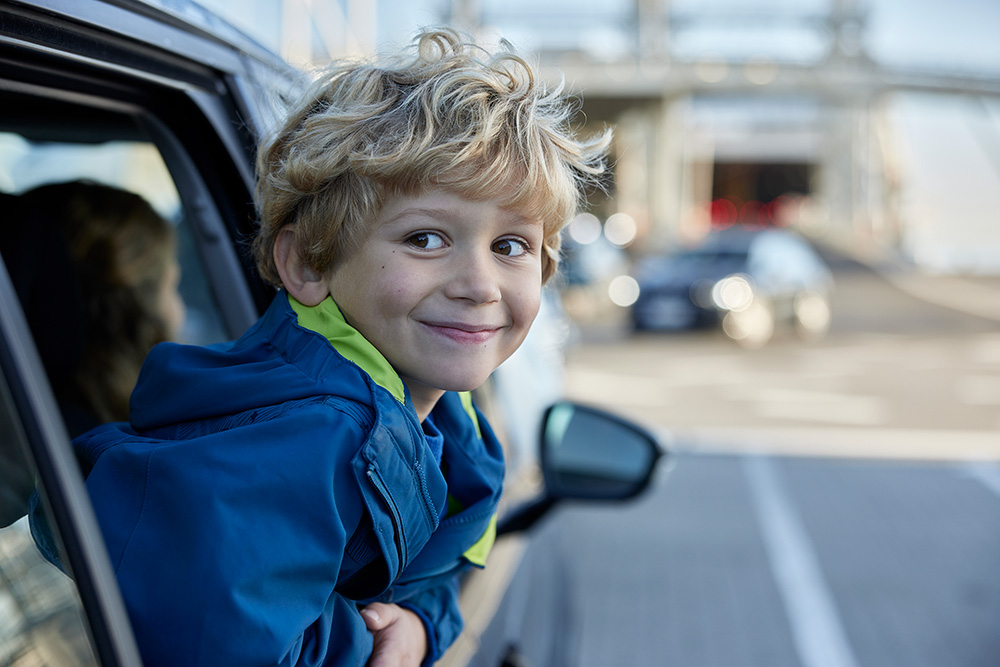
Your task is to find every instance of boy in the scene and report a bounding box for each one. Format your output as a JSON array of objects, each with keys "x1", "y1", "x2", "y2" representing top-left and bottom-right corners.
[{"x1": 65, "y1": 28, "x2": 609, "y2": 666}]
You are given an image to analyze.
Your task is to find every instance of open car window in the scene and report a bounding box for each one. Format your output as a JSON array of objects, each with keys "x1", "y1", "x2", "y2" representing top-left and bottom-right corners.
[{"x1": 1, "y1": 98, "x2": 235, "y2": 347}]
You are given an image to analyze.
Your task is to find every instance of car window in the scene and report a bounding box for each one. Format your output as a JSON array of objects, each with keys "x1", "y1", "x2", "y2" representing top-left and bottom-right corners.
[
  {"x1": 0, "y1": 126, "x2": 227, "y2": 347},
  {"x1": 0, "y1": 71, "x2": 273, "y2": 421},
  {"x1": 749, "y1": 232, "x2": 795, "y2": 274},
  {"x1": 0, "y1": 366, "x2": 99, "y2": 666},
  {"x1": 750, "y1": 231, "x2": 827, "y2": 283}
]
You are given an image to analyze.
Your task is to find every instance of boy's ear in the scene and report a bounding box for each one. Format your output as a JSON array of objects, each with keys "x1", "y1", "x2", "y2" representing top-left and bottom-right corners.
[{"x1": 273, "y1": 225, "x2": 329, "y2": 307}]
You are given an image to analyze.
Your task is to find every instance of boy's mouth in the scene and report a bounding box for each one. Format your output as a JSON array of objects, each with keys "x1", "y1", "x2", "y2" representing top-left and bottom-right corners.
[{"x1": 422, "y1": 320, "x2": 503, "y2": 344}]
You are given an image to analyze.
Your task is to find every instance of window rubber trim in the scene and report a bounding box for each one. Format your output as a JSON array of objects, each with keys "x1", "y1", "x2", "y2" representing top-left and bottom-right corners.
[{"x1": 0, "y1": 258, "x2": 144, "y2": 666}]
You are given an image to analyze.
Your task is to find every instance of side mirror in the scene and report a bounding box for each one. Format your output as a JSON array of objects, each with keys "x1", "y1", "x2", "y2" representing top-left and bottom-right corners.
[
  {"x1": 497, "y1": 401, "x2": 664, "y2": 536},
  {"x1": 540, "y1": 401, "x2": 662, "y2": 501}
]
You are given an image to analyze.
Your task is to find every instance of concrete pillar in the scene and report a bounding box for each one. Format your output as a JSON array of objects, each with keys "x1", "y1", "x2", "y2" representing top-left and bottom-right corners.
[
  {"x1": 650, "y1": 95, "x2": 689, "y2": 250},
  {"x1": 611, "y1": 107, "x2": 654, "y2": 249},
  {"x1": 814, "y1": 98, "x2": 853, "y2": 243}
]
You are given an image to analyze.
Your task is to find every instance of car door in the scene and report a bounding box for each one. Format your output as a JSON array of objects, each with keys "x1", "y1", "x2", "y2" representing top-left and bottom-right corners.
[{"x1": 0, "y1": 1, "x2": 294, "y2": 662}]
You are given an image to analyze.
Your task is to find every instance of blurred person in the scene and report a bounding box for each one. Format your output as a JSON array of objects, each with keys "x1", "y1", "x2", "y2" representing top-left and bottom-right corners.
[
  {"x1": 0, "y1": 179, "x2": 183, "y2": 437},
  {"x1": 1, "y1": 180, "x2": 182, "y2": 532}
]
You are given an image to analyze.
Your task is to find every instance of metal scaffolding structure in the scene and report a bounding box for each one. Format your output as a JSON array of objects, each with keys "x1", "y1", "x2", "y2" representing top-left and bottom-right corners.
[{"x1": 449, "y1": 0, "x2": 1000, "y2": 267}]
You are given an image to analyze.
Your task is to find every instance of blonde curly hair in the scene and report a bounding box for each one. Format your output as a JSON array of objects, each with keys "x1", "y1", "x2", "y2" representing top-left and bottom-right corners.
[{"x1": 253, "y1": 28, "x2": 610, "y2": 284}]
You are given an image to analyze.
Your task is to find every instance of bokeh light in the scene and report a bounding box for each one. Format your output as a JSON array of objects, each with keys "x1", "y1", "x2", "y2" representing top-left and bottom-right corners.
[
  {"x1": 711, "y1": 275, "x2": 754, "y2": 312},
  {"x1": 608, "y1": 275, "x2": 640, "y2": 307},
  {"x1": 604, "y1": 212, "x2": 638, "y2": 247},
  {"x1": 568, "y1": 212, "x2": 602, "y2": 245}
]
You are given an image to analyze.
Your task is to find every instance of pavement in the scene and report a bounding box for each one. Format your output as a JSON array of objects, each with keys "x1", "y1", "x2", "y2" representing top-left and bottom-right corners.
[
  {"x1": 478, "y1": 451, "x2": 1000, "y2": 667},
  {"x1": 567, "y1": 241, "x2": 1000, "y2": 464},
  {"x1": 818, "y1": 242, "x2": 1000, "y2": 324},
  {"x1": 876, "y1": 270, "x2": 1000, "y2": 323}
]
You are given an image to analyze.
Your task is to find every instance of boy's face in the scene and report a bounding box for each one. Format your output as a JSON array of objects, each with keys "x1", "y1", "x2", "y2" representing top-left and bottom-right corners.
[{"x1": 327, "y1": 188, "x2": 544, "y2": 418}]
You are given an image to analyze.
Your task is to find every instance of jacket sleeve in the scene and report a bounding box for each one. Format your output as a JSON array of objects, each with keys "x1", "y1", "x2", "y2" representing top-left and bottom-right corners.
[
  {"x1": 78, "y1": 402, "x2": 383, "y2": 667},
  {"x1": 398, "y1": 572, "x2": 466, "y2": 664}
]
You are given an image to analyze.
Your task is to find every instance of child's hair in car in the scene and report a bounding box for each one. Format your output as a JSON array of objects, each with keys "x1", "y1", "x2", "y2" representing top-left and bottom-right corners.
[
  {"x1": 253, "y1": 27, "x2": 611, "y2": 286},
  {"x1": 8, "y1": 180, "x2": 178, "y2": 428}
]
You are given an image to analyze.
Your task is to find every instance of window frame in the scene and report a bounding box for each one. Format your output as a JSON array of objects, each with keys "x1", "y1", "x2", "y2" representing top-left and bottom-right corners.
[{"x1": 0, "y1": 260, "x2": 142, "y2": 667}]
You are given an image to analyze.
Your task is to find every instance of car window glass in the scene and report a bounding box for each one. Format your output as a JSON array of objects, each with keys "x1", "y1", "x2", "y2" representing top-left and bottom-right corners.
[
  {"x1": 0, "y1": 368, "x2": 99, "y2": 667},
  {"x1": 0, "y1": 130, "x2": 227, "y2": 346},
  {"x1": 750, "y1": 232, "x2": 795, "y2": 275},
  {"x1": 764, "y1": 232, "x2": 821, "y2": 278}
]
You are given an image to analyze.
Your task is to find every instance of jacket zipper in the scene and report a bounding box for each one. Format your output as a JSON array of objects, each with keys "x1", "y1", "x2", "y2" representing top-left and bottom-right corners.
[{"x1": 366, "y1": 465, "x2": 407, "y2": 577}]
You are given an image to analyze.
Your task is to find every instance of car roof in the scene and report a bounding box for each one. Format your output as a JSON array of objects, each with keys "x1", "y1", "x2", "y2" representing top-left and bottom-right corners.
[
  {"x1": 4, "y1": 0, "x2": 305, "y2": 145},
  {"x1": 10, "y1": 0, "x2": 293, "y2": 76},
  {"x1": 123, "y1": 0, "x2": 283, "y2": 63},
  {"x1": 693, "y1": 226, "x2": 799, "y2": 252}
]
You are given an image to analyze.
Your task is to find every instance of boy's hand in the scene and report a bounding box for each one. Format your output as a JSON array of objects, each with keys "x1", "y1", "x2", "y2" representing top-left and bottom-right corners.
[{"x1": 361, "y1": 602, "x2": 428, "y2": 667}]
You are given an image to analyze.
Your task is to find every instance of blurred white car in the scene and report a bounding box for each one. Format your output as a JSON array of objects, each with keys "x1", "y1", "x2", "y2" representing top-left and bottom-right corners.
[{"x1": 632, "y1": 227, "x2": 834, "y2": 346}]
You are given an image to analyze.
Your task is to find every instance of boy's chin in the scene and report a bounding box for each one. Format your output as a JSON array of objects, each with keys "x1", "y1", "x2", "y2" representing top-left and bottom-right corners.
[
  {"x1": 448, "y1": 374, "x2": 501, "y2": 397},
  {"x1": 404, "y1": 374, "x2": 490, "y2": 404},
  {"x1": 442, "y1": 379, "x2": 488, "y2": 394}
]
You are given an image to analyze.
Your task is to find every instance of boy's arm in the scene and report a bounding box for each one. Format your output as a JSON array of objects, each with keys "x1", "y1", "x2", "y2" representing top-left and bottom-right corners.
[{"x1": 78, "y1": 409, "x2": 386, "y2": 667}]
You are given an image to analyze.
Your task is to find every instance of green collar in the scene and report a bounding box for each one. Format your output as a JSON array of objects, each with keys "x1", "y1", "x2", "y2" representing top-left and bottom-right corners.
[
  {"x1": 287, "y1": 294, "x2": 482, "y2": 437},
  {"x1": 287, "y1": 294, "x2": 407, "y2": 404}
]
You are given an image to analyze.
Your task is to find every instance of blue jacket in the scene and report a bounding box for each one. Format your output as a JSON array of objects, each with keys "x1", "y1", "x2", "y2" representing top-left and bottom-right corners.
[{"x1": 72, "y1": 293, "x2": 505, "y2": 666}]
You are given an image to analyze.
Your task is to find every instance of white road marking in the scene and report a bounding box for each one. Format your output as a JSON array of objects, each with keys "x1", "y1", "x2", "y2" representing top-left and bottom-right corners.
[
  {"x1": 744, "y1": 455, "x2": 860, "y2": 667},
  {"x1": 959, "y1": 461, "x2": 1000, "y2": 498}
]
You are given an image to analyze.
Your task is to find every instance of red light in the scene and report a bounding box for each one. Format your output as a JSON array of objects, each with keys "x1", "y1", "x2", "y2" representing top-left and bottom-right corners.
[
  {"x1": 711, "y1": 198, "x2": 738, "y2": 228},
  {"x1": 739, "y1": 200, "x2": 762, "y2": 226},
  {"x1": 771, "y1": 194, "x2": 795, "y2": 226}
]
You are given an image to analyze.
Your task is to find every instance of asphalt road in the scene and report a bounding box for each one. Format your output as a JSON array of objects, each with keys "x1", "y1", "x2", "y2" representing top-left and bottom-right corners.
[
  {"x1": 474, "y1": 254, "x2": 1000, "y2": 667},
  {"x1": 566, "y1": 253, "x2": 1000, "y2": 460}
]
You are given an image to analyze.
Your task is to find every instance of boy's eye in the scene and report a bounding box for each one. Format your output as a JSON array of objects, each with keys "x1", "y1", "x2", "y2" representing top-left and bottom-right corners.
[
  {"x1": 492, "y1": 238, "x2": 529, "y2": 257},
  {"x1": 407, "y1": 232, "x2": 445, "y2": 250}
]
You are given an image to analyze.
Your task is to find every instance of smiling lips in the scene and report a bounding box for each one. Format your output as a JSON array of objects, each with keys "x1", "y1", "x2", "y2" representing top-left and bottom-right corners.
[{"x1": 422, "y1": 320, "x2": 503, "y2": 344}]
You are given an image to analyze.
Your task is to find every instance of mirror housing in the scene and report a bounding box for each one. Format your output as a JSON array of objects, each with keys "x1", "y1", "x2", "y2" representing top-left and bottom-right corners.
[
  {"x1": 497, "y1": 401, "x2": 665, "y2": 536},
  {"x1": 540, "y1": 401, "x2": 662, "y2": 501}
]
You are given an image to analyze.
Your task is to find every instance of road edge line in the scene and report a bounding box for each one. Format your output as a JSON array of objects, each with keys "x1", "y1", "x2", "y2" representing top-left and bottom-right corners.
[{"x1": 744, "y1": 454, "x2": 860, "y2": 667}]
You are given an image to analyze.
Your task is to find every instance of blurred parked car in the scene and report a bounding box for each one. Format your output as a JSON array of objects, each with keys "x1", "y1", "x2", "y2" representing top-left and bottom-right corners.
[
  {"x1": 631, "y1": 226, "x2": 834, "y2": 346},
  {"x1": 0, "y1": 2, "x2": 663, "y2": 666},
  {"x1": 559, "y1": 233, "x2": 633, "y2": 326}
]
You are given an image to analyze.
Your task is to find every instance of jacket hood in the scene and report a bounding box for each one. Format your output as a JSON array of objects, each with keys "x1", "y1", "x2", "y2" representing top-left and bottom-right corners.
[{"x1": 130, "y1": 293, "x2": 400, "y2": 430}]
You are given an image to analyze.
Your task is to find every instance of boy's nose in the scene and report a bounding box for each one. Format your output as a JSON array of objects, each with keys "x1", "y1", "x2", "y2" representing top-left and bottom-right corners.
[{"x1": 445, "y1": 251, "x2": 502, "y2": 304}]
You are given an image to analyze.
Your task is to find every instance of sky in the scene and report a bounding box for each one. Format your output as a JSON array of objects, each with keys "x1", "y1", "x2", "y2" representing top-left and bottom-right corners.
[
  {"x1": 864, "y1": 0, "x2": 1000, "y2": 75},
  {"x1": 376, "y1": 0, "x2": 1000, "y2": 78},
  {"x1": 195, "y1": 0, "x2": 1000, "y2": 78}
]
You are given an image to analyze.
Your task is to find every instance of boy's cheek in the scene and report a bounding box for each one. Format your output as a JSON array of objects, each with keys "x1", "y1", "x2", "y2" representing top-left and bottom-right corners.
[
  {"x1": 527, "y1": 301, "x2": 542, "y2": 328},
  {"x1": 516, "y1": 297, "x2": 543, "y2": 344}
]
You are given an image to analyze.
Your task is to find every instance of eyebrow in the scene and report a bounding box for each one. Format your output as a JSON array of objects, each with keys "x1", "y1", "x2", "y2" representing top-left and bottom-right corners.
[{"x1": 384, "y1": 207, "x2": 457, "y2": 224}]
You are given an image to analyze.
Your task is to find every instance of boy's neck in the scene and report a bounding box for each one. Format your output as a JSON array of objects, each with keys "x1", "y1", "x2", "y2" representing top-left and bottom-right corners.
[{"x1": 409, "y1": 388, "x2": 444, "y2": 423}]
